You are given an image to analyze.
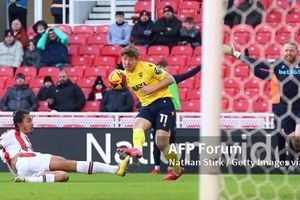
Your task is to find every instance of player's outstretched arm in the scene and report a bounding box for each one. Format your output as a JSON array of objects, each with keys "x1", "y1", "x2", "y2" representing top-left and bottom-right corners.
[{"x1": 223, "y1": 44, "x2": 272, "y2": 80}]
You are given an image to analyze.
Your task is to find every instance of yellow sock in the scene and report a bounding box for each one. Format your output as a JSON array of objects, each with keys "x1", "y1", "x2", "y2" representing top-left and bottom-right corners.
[
  {"x1": 133, "y1": 128, "x2": 145, "y2": 150},
  {"x1": 163, "y1": 145, "x2": 181, "y2": 174}
]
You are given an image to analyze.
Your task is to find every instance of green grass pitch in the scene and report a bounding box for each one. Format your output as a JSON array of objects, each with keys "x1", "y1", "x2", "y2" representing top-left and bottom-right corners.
[{"x1": 0, "y1": 173, "x2": 299, "y2": 200}]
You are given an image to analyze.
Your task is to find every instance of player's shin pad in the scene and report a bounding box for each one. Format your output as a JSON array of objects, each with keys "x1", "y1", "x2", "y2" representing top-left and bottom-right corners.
[
  {"x1": 163, "y1": 145, "x2": 181, "y2": 174},
  {"x1": 133, "y1": 128, "x2": 145, "y2": 149}
]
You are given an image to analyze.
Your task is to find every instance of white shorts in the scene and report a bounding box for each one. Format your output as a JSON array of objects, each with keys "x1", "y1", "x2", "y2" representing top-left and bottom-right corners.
[{"x1": 15, "y1": 152, "x2": 52, "y2": 177}]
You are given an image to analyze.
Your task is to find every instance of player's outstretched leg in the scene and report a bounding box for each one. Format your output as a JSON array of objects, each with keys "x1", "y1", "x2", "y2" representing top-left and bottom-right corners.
[
  {"x1": 13, "y1": 171, "x2": 66, "y2": 183},
  {"x1": 116, "y1": 155, "x2": 130, "y2": 176},
  {"x1": 155, "y1": 130, "x2": 183, "y2": 181},
  {"x1": 117, "y1": 118, "x2": 152, "y2": 158}
]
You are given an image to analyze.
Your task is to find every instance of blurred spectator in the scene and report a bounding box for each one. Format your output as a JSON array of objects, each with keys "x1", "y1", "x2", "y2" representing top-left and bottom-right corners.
[
  {"x1": 100, "y1": 87, "x2": 133, "y2": 112},
  {"x1": 47, "y1": 71, "x2": 85, "y2": 111},
  {"x1": 8, "y1": 0, "x2": 27, "y2": 29},
  {"x1": 234, "y1": 0, "x2": 264, "y2": 28},
  {"x1": 131, "y1": 10, "x2": 154, "y2": 47},
  {"x1": 37, "y1": 76, "x2": 56, "y2": 101},
  {"x1": 87, "y1": 76, "x2": 107, "y2": 101},
  {"x1": 37, "y1": 27, "x2": 69, "y2": 69},
  {"x1": 1, "y1": 73, "x2": 38, "y2": 111},
  {"x1": 151, "y1": 5, "x2": 181, "y2": 48},
  {"x1": 23, "y1": 39, "x2": 42, "y2": 68},
  {"x1": 179, "y1": 17, "x2": 201, "y2": 48},
  {"x1": 0, "y1": 29, "x2": 23, "y2": 68},
  {"x1": 32, "y1": 20, "x2": 48, "y2": 44},
  {"x1": 11, "y1": 18, "x2": 28, "y2": 49},
  {"x1": 51, "y1": 0, "x2": 69, "y2": 24},
  {"x1": 107, "y1": 11, "x2": 131, "y2": 46}
]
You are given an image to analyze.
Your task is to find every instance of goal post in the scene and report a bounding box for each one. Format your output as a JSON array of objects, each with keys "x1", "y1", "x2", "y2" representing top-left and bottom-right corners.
[{"x1": 200, "y1": 0, "x2": 224, "y2": 199}]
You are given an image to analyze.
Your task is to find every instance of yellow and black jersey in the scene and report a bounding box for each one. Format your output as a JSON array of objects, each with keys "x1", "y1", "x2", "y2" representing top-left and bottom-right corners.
[{"x1": 125, "y1": 61, "x2": 173, "y2": 106}]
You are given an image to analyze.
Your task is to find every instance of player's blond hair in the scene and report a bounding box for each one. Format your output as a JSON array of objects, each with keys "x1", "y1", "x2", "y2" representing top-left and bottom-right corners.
[{"x1": 120, "y1": 44, "x2": 140, "y2": 58}]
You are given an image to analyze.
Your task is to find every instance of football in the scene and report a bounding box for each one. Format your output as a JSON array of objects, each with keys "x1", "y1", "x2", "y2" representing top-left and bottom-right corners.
[{"x1": 108, "y1": 69, "x2": 128, "y2": 90}]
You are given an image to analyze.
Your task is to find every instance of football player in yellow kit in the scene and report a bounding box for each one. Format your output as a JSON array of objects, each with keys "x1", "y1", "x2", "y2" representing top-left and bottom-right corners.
[{"x1": 117, "y1": 45, "x2": 183, "y2": 180}]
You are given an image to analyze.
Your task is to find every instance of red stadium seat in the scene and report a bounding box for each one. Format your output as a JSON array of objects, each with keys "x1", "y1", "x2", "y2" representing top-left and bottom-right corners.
[
  {"x1": 29, "y1": 78, "x2": 43, "y2": 88},
  {"x1": 178, "y1": 1, "x2": 201, "y2": 16},
  {"x1": 38, "y1": 67, "x2": 60, "y2": 78},
  {"x1": 82, "y1": 101, "x2": 100, "y2": 112},
  {"x1": 68, "y1": 44, "x2": 79, "y2": 57},
  {"x1": 286, "y1": 7, "x2": 300, "y2": 25},
  {"x1": 15, "y1": 66, "x2": 37, "y2": 79},
  {"x1": 86, "y1": 34, "x2": 107, "y2": 46},
  {"x1": 178, "y1": 88, "x2": 188, "y2": 101},
  {"x1": 254, "y1": 24, "x2": 274, "y2": 45},
  {"x1": 167, "y1": 66, "x2": 179, "y2": 74},
  {"x1": 101, "y1": 45, "x2": 122, "y2": 58},
  {"x1": 78, "y1": 45, "x2": 101, "y2": 57},
  {"x1": 274, "y1": 25, "x2": 294, "y2": 45},
  {"x1": 260, "y1": 0, "x2": 272, "y2": 9},
  {"x1": 77, "y1": 78, "x2": 96, "y2": 88},
  {"x1": 253, "y1": 98, "x2": 270, "y2": 112},
  {"x1": 71, "y1": 56, "x2": 93, "y2": 69},
  {"x1": 0, "y1": 79, "x2": 6, "y2": 89},
  {"x1": 93, "y1": 56, "x2": 116, "y2": 67},
  {"x1": 148, "y1": 45, "x2": 170, "y2": 58},
  {"x1": 81, "y1": 88, "x2": 91, "y2": 99},
  {"x1": 5, "y1": 79, "x2": 17, "y2": 89},
  {"x1": 37, "y1": 101, "x2": 50, "y2": 112},
  {"x1": 134, "y1": 1, "x2": 151, "y2": 13},
  {"x1": 222, "y1": 97, "x2": 230, "y2": 112},
  {"x1": 233, "y1": 98, "x2": 250, "y2": 112},
  {"x1": 73, "y1": 25, "x2": 94, "y2": 36},
  {"x1": 232, "y1": 24, "x2": 253, "y2": 45},
  {"x1": 181, "y1": 100, "x2": 200, "y2": 112},
  {"x1": 187, "y1": 89, "x2": 200, "y2": 100},
  {"x1": 166, "y1": 56, "x2": 186, "y2": 68},
  {"x1": 234, "y1": 63, "x2": 250, "y2": 79},
  {"x1": 244, "y1": 78, "x2": 261, "y2": 98},
  {"x1": 55, "y1": 24, "x2": 72, "y2": 36},
  {"x1": 85, "y1": 67, "x2": 108, "y2": 78},
  {"x1": 194, "y1": 46, "x2": 202, "y2": 57},
  {"x1": 276, "y1": 0, "x2": 290, "y2": 9},
  {"x1": 95, "y1": 25, "x2": 110, "y2": 35},
  {"x1": 141, "y1": 55, "x2": 163, "y2": 64},
  {"x1": 223, "y1": 78, "x2": 240, "y2": 97},
  {"x1": 264, "y1": 44, "x2": 281, "y2": 60},
  {"x1": 264, "y1": 8, "x2": 284, "y2": 27},
  {"x1": 69, "y1": 35, "x2": 88, "y2": 45},
  {"x1": 171, "y1": 45, "x2": 193, "y2": 58},
  {"x1": 0, "y1": 67, "x2": 14, "y2": 80},
  {"x1": 178, "y1": 77, "x2": 195, "y2": 89},
  {"x1": 295, "y1": 26, "x2": 300, "y2": 44},
  {"x1": 245, "y1": 43, "x2": 263, "y2": 59},
  {"x1": 64, "y1": 67, "x2": 84, "y2": 81},
  {"x1": 135, "y1": 45, "x2": 147, "y2": 57},
  {"x1": 186, "y1": 56, "x2": 201, "y2": 68}
]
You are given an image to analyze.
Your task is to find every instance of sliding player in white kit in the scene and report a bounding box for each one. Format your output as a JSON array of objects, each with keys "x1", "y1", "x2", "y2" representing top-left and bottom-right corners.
[{"x1": 0, "y1": 110, "x2": 130, "y2": 183}]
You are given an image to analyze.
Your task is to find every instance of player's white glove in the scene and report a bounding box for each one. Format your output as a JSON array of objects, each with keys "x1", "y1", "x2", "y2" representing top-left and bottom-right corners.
[{"x1": 222, "y1": 44, "x2": 241, "y2": 59}]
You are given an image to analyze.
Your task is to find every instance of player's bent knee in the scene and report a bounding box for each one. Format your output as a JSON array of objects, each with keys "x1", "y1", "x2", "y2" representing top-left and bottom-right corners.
[{"x1": 55, "y1": 171, "x2": 69, "y2": 182}]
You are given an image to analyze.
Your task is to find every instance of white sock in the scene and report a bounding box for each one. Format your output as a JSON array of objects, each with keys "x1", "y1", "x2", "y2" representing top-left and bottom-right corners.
[
  {"x1": 76, "y1": 161, "x2": 119, "y2": 174},
  {"x1": 154, "y1": 165, "x2": 160, "y2": 170},
  {"x1": 24, "y1": 174, "x2": 55, "y2": 183}
]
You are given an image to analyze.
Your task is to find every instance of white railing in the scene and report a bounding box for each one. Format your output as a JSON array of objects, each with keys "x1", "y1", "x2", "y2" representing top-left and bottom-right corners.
[{"x1": 0, "y1": 112, "x2": 275, "y2": 129}]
